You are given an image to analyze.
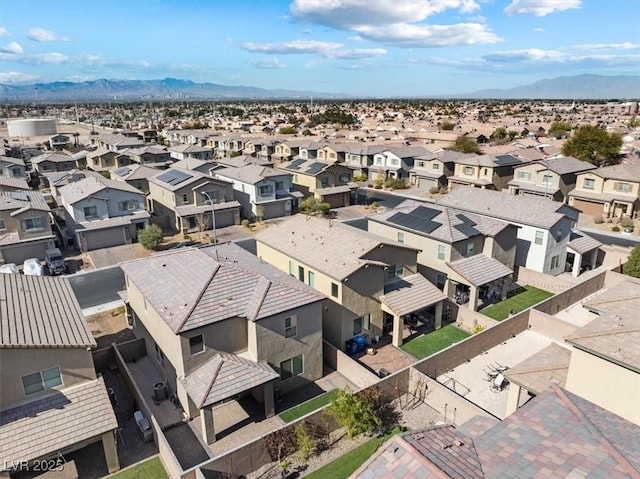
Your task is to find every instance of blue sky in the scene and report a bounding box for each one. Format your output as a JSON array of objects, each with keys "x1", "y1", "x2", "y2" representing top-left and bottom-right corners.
[{"x1": 1, "y1": 0, "x2": 639, "y2": 96}]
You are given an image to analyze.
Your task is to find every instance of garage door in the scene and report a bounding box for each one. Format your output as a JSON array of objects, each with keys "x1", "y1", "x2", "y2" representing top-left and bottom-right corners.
[
  {"x1": 418, "y1": 177, "x2": 436, "y2": 190},
  {"x1": 214, "y1": 210, "x2": 235, "y2": 228},
  {"x1": 572, "y1": 199, "x2": 604, "y2": 216},
  {"x1": 84, "y1": 227, "x2": 126, "y2": 251},
  {"x1": 1, "y1": 240, "x2": 50, "y2": 265}
]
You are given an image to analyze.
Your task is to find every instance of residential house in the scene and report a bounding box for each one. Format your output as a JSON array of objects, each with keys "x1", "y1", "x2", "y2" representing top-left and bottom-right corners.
[
  {"x1": 342, "y1": 144, "x2": 400, "y2": 178},
  {"x1": 87, "y1": 147, "x2": 129, "y2": 172},
  {"x1": 44, "y1": 169, "x2": 104, "y2": 200},
  {"x1": 31, "y1": 152, "x2": 81, "y2": 174},
  {"x1": 242, "y1": 138, "x2": 277, "y2": 162},
  {"x1": 217, "y1": 155, "x2": 272, "y2": 169},
  {"x1": 0, "y1": 175, "x2": 30, "y2": 193},
  {"x1": 49, "y1": 133, "x2": 71, "y2": 150},
  {"x1": 59, "y1": 176, "x2": 149, "y2": 251},
  {"x1": 568, "y1": 164, "x2": 640, "y2": 218},
  {"x1": 0, "y1": 190, "x2": 55, "y2": 264},
  {"x1": 439, "y1": 187, "x2": 580, "y2": 276},
  {"x1": 448, "y1": 154, "x2": 530, "y2": 191},
  {"x1": 370, "y1": 146, "x2": 431, "y2": 181},
  {"x1": 409, "y1": 150, "x2": 471, "y2": 191},
  {"x1": 278, "y1": 158, "x2": 355, "y2": 208},
  {"x1": 170, "y1": 157, "x2": 217, "y2": 175},
  {"x1": 120, "y1": 243, "x2": 325, "y2": 443},
  {"x1": 148, "y1": 168, "x2": 240, "y2": 233},
  {"x1": 368, "y1": 200, "x2": 517, "y2": 311},
  {"x1": 168, "y1": 144, "x2": 214, "y2": 161},
  {"x1": 120, "y1": 145, "x2": 173, "y2": 168},
  {"x1": 270, "y1": 139, "x2": 312, "y2": 165},
  {"x1": 509, "y1": 156, "x2": 596, "y2": 202},
  {"x1": 90, "y1": 133, "x2": 145, "y2": 151},
  {"x1": 213, "y1": 164, "x2": 302, "y2": 220},
  {"x1": 0, "y1": 156, "x2": 27, "y2": 180},
  {"x1": 0, "y1": 274, "x2": 120, "y2": 475},
  {"x1": 110, "y1": 164, "x2": 159, "y2": 195},
  {"x1": 256, "y1": 215, "x2": 447, "y2": 349}
]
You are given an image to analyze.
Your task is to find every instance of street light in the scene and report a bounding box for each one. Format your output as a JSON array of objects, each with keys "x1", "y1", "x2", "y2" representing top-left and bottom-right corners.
[{"x1": 200, "y1": 191, "x2": 216, "y2": 244}]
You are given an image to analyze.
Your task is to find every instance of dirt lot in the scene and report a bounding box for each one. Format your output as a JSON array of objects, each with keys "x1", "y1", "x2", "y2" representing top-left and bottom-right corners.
[{"x1": 85, "y1": 308, "x2": 136, "y2": 349}]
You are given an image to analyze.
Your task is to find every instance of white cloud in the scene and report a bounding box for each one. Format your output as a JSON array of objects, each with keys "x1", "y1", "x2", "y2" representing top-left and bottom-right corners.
[
  {"x1": 31, "y1": 52, "x2": 70, "y2": 64},
  {"x1": 242, "y1": 40, "x2": 343, "y2": 55},
  {"x1": 572, "y1": 42, "x2": 640, "y2": 51},
  {"x1": 0, "y1": 71, "x2": 38, "y2": 84},
  {"x1": 325, "y1": 48, "x2": 387, "y2": 59},
  {"x1": 28, "y1": 27, "x2": 69, "y2": 42},
  {"x1": 0, "y1": 27, "x2": 8, "y2": 36},
  {"x1": 357, "y1": 23, "x2": 501, "y2": 47},
  {"x1": 347, "y1": 35, "x2": 364, "y2": 41},
  {"x1": 483, "y1": 48, "x2": 564, "y2": 63},
  {"x1": 249, "y1": 57, "x2": 286, "y2": 69},
  {"x1": 533, "y1": 27, "x2": 545, "y2": 33},
  {"x1": 504, "y1": 0, "x2": 581, "y2": 17},
  {"x1": 1, "y1": 41, "x2": 23, "y2": 54}
]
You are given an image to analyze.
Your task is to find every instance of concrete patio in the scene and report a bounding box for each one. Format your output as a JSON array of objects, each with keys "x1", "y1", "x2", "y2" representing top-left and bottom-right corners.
[{"x1": 355, "y1": 335, "x2": 416, "y2": 375}]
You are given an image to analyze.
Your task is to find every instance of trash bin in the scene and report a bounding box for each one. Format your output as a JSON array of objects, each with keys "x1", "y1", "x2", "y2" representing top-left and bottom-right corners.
[
  {"x1": 346, "y1": 339, "x2": 358, "y2": 356},
  {"x1": 354, "y1": 335, "x2": 366, "y2": 353}
]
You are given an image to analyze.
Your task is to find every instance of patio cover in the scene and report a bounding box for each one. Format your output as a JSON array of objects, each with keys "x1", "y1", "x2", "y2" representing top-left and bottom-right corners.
[
  {"x1": 380, "y1": 273, "x2": 447, "y2": 317},
  {"x1": 447, "y1": 255, "x2": 513, "y2": 287},
  {"x1": 315, "y1": 184, "x2": 355, "y2": 196},
  {"x1": 567, "y1": 231, "x2": 602, "y2": 255},
  {"x1": 181, "y1": 352, "x2": 278, "y2": 409},
  {"x1": 504, "y1": 343, "x2": 571, "y2": 395}
]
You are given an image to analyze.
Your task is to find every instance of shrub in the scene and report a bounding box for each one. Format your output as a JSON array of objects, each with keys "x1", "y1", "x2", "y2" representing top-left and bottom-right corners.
[
  {"x1": 623, "y1": 244, "x2": 640, "y2": 277},
  {"x1": 374, "y1": 184, "x2": 382, "y2": 189},
  {"x1": 183, "y1": 234, "x2": 192, "y2": 240},
  {"x1": 241, "y1": 219, "x2": 250, "y2": 228},
  {"x1": 138, "y1": 224, "x2": 163, "y2": 250},
  {"x1": 429, "y1": 186, "x2": 440, "y2": 194},
  {"x1": 612, "y1": 226, "x2": 620, "y2": 232},
  {"x1": 371, "y1": 201, "x2": 379, "y2": 208},
  {"x1": 353, "y1": 173, "x2": 368, "y2": 182},
  {"x1": 472, "y1": 323, "x2": 484, "y2": 334},
  {"x1": 326, "y1": 388, "x2": 382, "y2": 438},
  {"x1": 593, "y1": 216, "x2": 605, "y2": 224},
  {"x1": 295, "y1": 422, "x2": 317, "y2": 463},
  {"x1": 367, "y1": 183, "x2": 374, "y2": 187},
  {"x1": 620, "y1": 216, "x2": 634, "y2": 228}
]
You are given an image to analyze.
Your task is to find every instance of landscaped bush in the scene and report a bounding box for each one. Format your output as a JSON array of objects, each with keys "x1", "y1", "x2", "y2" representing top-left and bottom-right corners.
[
  {"x1": 593, "y1": 216, "x2": 605, "y2": 224},
  {"x1": 429, "y1": 186, "x2": 440, "y2": 194},
  {"x1": 612, "y1": 226, "x2": 621, "y2": 232},
  {"x1": 241, "y1": 219, "x2": 250, "y2": 228},
  {"x1": 353, "y1": 173, "x2": 368, "y2": 182},
  {"x1": 620, "y1": 216, "x2": 634, "y2": 228},
  {"x1": 138, "y1": 224, "x2": 163, "y2": 250}
]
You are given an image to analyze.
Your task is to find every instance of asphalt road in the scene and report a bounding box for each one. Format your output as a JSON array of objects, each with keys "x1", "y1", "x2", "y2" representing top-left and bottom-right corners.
[{"x1": 67, "y1": 266, "x2": 125, "y2": 310}]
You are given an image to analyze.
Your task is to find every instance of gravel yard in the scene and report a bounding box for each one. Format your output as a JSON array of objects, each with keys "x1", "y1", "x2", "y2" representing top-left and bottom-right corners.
[{"x1": 85, "y1": 308, "x2": 136, "y2": 349}]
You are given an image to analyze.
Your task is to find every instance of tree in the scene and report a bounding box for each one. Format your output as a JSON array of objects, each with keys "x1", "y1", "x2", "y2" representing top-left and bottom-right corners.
[
  {"x1": 138, "y1": 224, "x2": 163, "y2": 250},
  {"x1": 548, "y1": 121, "x2": 573, "y2": 139},
  {"x1": 562, "y1": 125, "x2": 622, "y2": 166},
  {"x1": 326, "y1": 388, "x2": 382, "y2": 437},
  {"x1": 448, "y1": 136, "x2": 481, "y2": 154},
  {"x1": 301, "y1": 197, "x2": 330, "y2": 216},
  {"x1": 438, "y1": 120, "x2": 455, "y2": 131},
  {"x1": 623, "y1": 244, "x2": 640, "y2": 278},
  {"x1": 295, "y1": 422, "x2": 317, "y2": 463},
  {"x1": 278, "y1": 126, "x2": 298, "y2": 135}
]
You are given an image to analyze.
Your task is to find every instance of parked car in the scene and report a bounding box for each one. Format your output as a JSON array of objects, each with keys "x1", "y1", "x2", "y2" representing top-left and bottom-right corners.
[
  {"x1": 0, "y1": 263, "x2": 19, "y2": 274},
  {"x1": 23, "y1": 258, "x2": 45, "y2": 276},
  {"x1": 45, "y1": 248, "x2": 67, "y2": 275}
]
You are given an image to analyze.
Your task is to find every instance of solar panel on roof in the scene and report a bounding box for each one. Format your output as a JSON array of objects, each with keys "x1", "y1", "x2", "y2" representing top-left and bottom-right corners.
[
  {"x1": 113, "y1": 167, "x2": 132, "y2": 177},
  {"x1": 453, "y1": 214, "x2": 480, "y2": 238},
  {"x1": 9, "y1": 191, "x2": 30, "y2": 201},
  {"x1": 157, "y1": 169, "x2": 192, "y2": 186},
  {"x1": 386, "y1": 211, "x2": 441, "y2": 235},
  {"x1": 289, "y1": 159, "x2": 305, "y2": 168},
  {"x1": 305, "y1": 162, "x2": 327, "y2": 174},
  {"x1": 494, "y1": 155, "x2": 521, "y2": 166}
]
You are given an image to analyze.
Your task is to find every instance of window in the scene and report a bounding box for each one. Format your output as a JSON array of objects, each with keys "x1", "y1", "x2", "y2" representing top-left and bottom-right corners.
[
  {"x1": 466, "y1": 242, "x2": 475, "y2": 256},
  {"x1": 436, "y1": 274, "x2": 446, "y2": 290},
  {"x1": 23, "y1": 216, "x2": 43, "y2": 230},
  {"x1": 118, "y1": 200, "x2": 139, "y2": 211},
  {"x1": 615, "y1": 182, "x2": 630, "y2": 192},
  {"x1": 182, "y1": 193, "x2": 188, "y2": 202},
  {"x1": 387, "y1": 263, "x2": 404, "y2": 280},
  {"x1": 289, "y1": 260, "x2": 295, "y2": 276},
  {"x1": 432, "y1": 163, "x2": 440, "y2": 171},
  {"x1": 321, "y1": 177, "x2": 329, "y2": 187},
  {"x1": 550, "y1": 255, "x2": 560, "y2": 269},
  {"x1": 0, "y1": 218, "x2": 5, "y2": 231},
  {"x1": 397, "y1": 231, "x2": 405, "y2": 244},
  {"x1": 483, "y1": 168, "x2": 488, "y2": 176},
  {"x1": 437, "y1": 245, "x2": 446, "y2": 260},
  {"x1": 464, "y1": 166, "x2": 473, "y2": 176},
  {"x1": 83, "y1": 206, "x2": 98, "y2": 219},
  {"x1": 22, "y1": 367, "x2": 62, "y2": 395},
  {"x1": 298, "y1": 266, "x2": 305, "y2": 281},
  {"x1": 518, "y1": 171, "x2": 531, "y2": 180},
  {"x1": 374, "y1": 157, "x2": 384, "y2": 166},
  {"x1": 331, "y1": 282, "x2": 339, "y2": 298},
  {"x1": 583, "y1": 178, "x2": 595, "y2": 189},
  {"x1": 284, "y1": 316, "x2": 297, "y2": 338},
  {"x1": 353, "y1": 314, "x2": 371, "y2": 335},
  {"x1": 154, "y1": 342, "x2": 165, "y2": 369},
  {"x1": 276, "y1": 181, "x2": 285, "y2": 191},
  {"x1": 189, "y1": 335, "x2": 204, "y2": 355},
  {"x1": 534, "y1": 230, "x2": 544, "y2": 245},
  {"x1": 308, "y1": 271, "x2": 315, "y2": 287},
  {"x1": 415, "y1": 161, "x2": 424, "y2": 168},
  {"x1": 259, "y1": 184, "x2": 273, "y2": 196},
  {"x1": 389, "y1": 158, "x2": 400, "y2": 167},
  {"x1": 280, "y1": 355, "x2": 303, "y2": 380},
  {"x1": 556, "y1": 229, "x2": 563, "y2": 242},
  {"x1": 543, "y1": 175, "x2": 553, "y2": 185},
  {"x1": 339, "y1": 174, "x2": 350, "y2": 183}
]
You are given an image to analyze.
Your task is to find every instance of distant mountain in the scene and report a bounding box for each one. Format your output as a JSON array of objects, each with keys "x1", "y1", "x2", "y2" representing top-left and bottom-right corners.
[
  {"x1": 0, "y1": 77, "x2": 343, "y2": 102},
  {"x1": 464, "y1": 74, "x2": 640, "y2": 99}
]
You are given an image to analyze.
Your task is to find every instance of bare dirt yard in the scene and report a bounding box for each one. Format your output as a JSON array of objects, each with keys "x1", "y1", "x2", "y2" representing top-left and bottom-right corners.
[{"x1": 85, "y1": 308, "x2": 136, "y2": 349}]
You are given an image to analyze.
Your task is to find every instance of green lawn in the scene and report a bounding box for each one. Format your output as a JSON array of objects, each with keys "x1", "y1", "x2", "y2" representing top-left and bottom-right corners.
[
  {"x1": 480, "y1": 286, "x2": 553, "y2": 321},
  {"x1": 279, "y1": 389, "x2": 340, "y2": 423},
  {"x1": 305, "y1": 427, "x2": 404, "y2": 479},
  {"x1": 400, "y1": 324, "x2": 470, "y2": 360},
  {"x1": 110, "y1": 457, "x2": 167, "y2": 479}
]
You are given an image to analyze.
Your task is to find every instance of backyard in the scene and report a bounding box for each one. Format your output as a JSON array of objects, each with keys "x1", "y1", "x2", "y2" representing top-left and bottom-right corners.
[
  {"x1": 110, "y1": 457, "x2": 167, "y2": 479},
  {"x1": 279, "y1": 389, "x2": 339, "y2": 423},
  {"x1": 480, "y1": 285, "x2": 553, "y2": 321},
  {"x1": 399, "y1": 324, "x2": 470, "y2": 360}
]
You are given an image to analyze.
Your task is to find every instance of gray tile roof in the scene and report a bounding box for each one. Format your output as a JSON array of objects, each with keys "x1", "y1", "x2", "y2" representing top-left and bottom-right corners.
[
  {"x1": 0, "y1": 176, "x2": 29, "y2": 190},
  {"x1": 315, "y1": 184, "x2": 354, "y2": 195},
  {"x1": 447, "y1": 254, "x2": 513, "y2": 287},
  {"x1": 504, "y1": 343, "x2": 571, "y2": 394},
  {"x1": 452, "y1": 153, "x2": 528, "y2": 168},
  {"x1": 591, "y1": 164, "x2": 640, "y2": 182},
  {"x1": 174, "y1": 200, "x2": 241, "y2": 217},
  {"x1": 568, "y1": 188, "x2": 637, "y2": 204},
  {"x1": 506, "y1": 180, "x2": 561, "y2": 195},
  {"x1": 149, "y1": 167, "x2": 229, "y2": 192},
  {"x1": 214, "y1": 164, "x2": 286, "y2": 185},
  {"x1": 537, "y1": 156, "x2": 597, "y2": 175},
  {"x1": 30, "y1": 152, "x2": 77, "y2": 165},
  {"x1": 380, "y1": 274, "x2": 447, "y2": 317},
  {"x1": 439, "y1": 187, "x2": 579, "y2": 229},
  {"x1": 120, "y1": 243, "x2": 324, "y2": 333},
  {"x1": 59, "y1": 175, "x2": 144, "y2": 205},
  {"x1": 218, "y1": 155, "x2": 272, "y2": 168},
  {"x1": 567, "y1": 231, "x2": 602, "y2": 255},
  {"x1": 255, "y1": 214, "x2": 419, "y2": 281},
  {"x1": 110, "y1": 163, "x2": 159, "y2": 181},
  {"x1": 0, "y1": 190, "x2": 50, "y2": 213},
  {"x1": 0, "y1": 274, "x2": 95, "y2": 348},
  {"x1": 181, "y1": 352, "x2": 278, "y2": 408},
  {"x1": 171, "y1": 157, "x2": 212, "y2": 171},
  {"x1": 0, "y1": 377, "x2": 117, "y2": 471}
]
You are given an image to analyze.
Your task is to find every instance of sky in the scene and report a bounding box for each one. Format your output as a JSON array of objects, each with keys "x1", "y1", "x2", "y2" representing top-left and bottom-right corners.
[{"x1": 1, "y1": 0, "x2": 639, "y2": 97}]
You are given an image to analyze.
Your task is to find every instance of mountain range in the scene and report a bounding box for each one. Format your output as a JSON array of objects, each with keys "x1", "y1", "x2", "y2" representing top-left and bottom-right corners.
[{"x1": 0, "y1": 74, "x2": 638, "y2": 102}]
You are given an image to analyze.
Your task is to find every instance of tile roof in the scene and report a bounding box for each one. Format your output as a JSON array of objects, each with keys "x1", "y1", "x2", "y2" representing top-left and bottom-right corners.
[
  {"x1": 380, "y1": 273, "x2": 447, "y2": 317},
  {"x1": 447, "y1": 254, "x2": 513, "y2": 287},
  {"x1": 30, "y1": 152, "x2": 77, "y2": 164},
  {"x1": 452, "y1": 153, "x2": 528, "y2": 168},
  {"x1": 567, "y1": 231, "x2": 602, "y2": 255},
  {"x1": 568, "y1": 189, "x2": 637, "y2": 204},
  {"x1": 214, "y1": 164, "x2": 286, "y2": 185},
  {"x1": 0, "y1": 378, "x2": 117, "y2": 471},
  {"x1": 217, "y1": 155, "x2": 272, "y2": 168},
  {"x1": 504, "y1": 343, "x2": 571, "y2": 394},
  {"x1": 0, "y1": 190, "x2": 50, "y2": 213},
  {"x1": 110, "y1": 163, "x2": 159, "y2": 181},
  {"x1": 120, "y1": 243, "x2": 324, "y2": 333},
  {"x1": 181, "y1": 352, "x2": 278, "y2": 408},
  {"x1": 537, "y1": 156, "x2": 597, "y2": 175},
  {"x1": 278, "y1": 158, "x2": 335, "y2": 176},
  {"x1": 255, "y1": 214, "x2": 419, "y2": 281},
  {"x1": 59, "y1": 175, "x2": 144, "y2": 204},
  {"x1": 439, "y1": 187, "x2": 579, "y2": 229},
  {"x1": 149, "y1": 167, "x2": 229, "y2": 192},
  {"x1": 0, "y1": 274, "x2": 96, "y2": 348},
  {"x1": 0, "y1": 176, "x2": 29, "y2": 190},
  {"x1": 591, "y1": 164, "x2": 640, "y2": 182}
]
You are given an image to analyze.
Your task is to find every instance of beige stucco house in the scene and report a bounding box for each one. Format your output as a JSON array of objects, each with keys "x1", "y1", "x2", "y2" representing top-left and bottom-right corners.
[{"x1": 448, "y1": 153, "x2": 530, "y2": 191}]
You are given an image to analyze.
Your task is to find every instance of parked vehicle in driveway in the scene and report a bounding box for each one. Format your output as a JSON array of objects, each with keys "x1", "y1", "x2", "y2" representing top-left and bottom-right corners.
[
  {"x1": 23, "y1": 258, "x2": 45, "y2": 276},
  {"x1": 45, "y1": 248, "x2": 67, "y2": 275},
  {"x1": 0, "y1": 263, "x2": 19, "y2": 274}
]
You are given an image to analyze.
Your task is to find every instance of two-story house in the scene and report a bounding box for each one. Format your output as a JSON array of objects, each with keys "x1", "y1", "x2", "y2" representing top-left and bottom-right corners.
[
  {"x1": 59, "y1": 176, "x2": 149, "y2": 251},
  {"x1": 440, "y1": 187, "x2": 581, "y2": 276},
  {"x1": 148, "y1": 168, "x2": 240, "y2": 233},
  {"x1": 0, "y1": 190, "x2": 55, "y2": 264},
  {"x1": 120, "y1": 243, "x2": 325, "y2": 444},
  {"x1": 256, "y1": 215, "x2": 447, "y2": 349},
  {"x1": 213, "y1": 164, "x2": 302, "y2": 220},
  {"x1": 567, "y1": 164, "x2": 640, "y2": 218},
  {"x1": 87, "y1": 147, "x2": 129, "y2": 172},
  {"x1": 409, "y1": 150, "x2": 470, "y2": 191},
  {"x1": 0, "y1": 156, "x2": 27, "y2": 180},
  {"x1": 448, "y1": 154, "x2": 530, "y2": 191},
  {"x1": 370, "y1": 146, "x2": 431, "y2": 181},
  {"x1": 368, "y1": 200, "x2": 517, "y2": 311},
  {"x1": 120, "y1": 145, "x2": 173, "y2": 168},
  {"x1": 270, "y1": 139, "x2": 312, "y2": 165},
  {"x1": 508, "y1": 156, "x2": 596, "y2": 202},
  {"x1": 48, "y1": 133, "x2": 71, "y2": 150},
  {"x1": 168, "y1": 144, "x2": 214, "y2": 162},
  {"x1": 0, "y1": 274, "x2": 120, "y2": 475},
  {"x1": 31, "y1": 152, "x2": 81, "y2": 174},
  {"x1": 342, "y1": 144, "x2": 399, "y2": 178},
  {"x1": 110, "y1": 164, "x2": 159, "y2": 195},
  {"x1": 90, "y1": 133, "x2": 145, "y2": 151}
]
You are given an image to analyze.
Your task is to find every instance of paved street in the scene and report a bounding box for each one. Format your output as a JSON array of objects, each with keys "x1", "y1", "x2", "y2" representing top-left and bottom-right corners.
[{"x1": 68, "y1": 266, "x2": 125, "y2": 310}]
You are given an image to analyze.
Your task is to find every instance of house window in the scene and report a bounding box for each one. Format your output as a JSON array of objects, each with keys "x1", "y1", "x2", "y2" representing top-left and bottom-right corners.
[
  {"x1": 22, "y1": 367, "x2": 62, "y2": 395},
  {"x1": 483, "y1": 168, "x2": 488, "y2": 176},
  {"x1": 397, "y1": 231, "x2": 405, "y2": 244},
  {"x1": 284, "y1": 316, "x2": 297, "y2": 338},
  {"x1": 615, "y1": 182, "x2": 630, "y2": 192},
  {"x1": 464, "y1": 166, "x2": 473, "y2": 176},
  {"x1": 298, "y1": 266, "x2": 305, "y2": 281},
  {"x1": 535, "y1": 230, "x2": 544, "y2": 245},
  {"x1": 550, "y1": 255, "x2": 560, "y2": 269},
  {"x1": 436, "y1": 273, "x2": 446, "y2": 290},
  {"x1": 374, "y1": 157, "x2": 384, "y2": 166},
  {"x1": 389, "y1": 158, "x2": 399, "y2": 167},
  {"x1": 583, "y1": 178, "x2": 595, "y2": 189},
  {"x1": 556, "y1": 229, "x2": 563, "y2": 242},
  {"x1": 416, "y1": 161, "x2": 424, "y2": 168},
  {"x1": 320, "y1": 177, "x2": 329, "y2": 187},
  {"x1": 353, "y1": 314, "x2": 371, "y2": 335},
  {"x1": 0, "y1": 218, "x2": 5, "y2": 231},
  {"x1": 543, "y1": 175, "x2": 553, "y2": 185},
  {"x1": 276, "y1": 181, "x2": 285, "y2": 190},
  {"x1": 518, "y1": 171, "x2": 531, "y2": 180},
  {"x1": 182, "y1": 193, "x2": 188, "y2": 202},
  {"x1": 387, "y1": 264, "x2": 404, "y2": 280},
  {"x1": 154, "y1": 342, "x2": 165, "y2": 369},
  {"x1": 289, "y1": 260, "x2": 295, "y2": 276},
  {"x1": 437, "y1": 245, "x2": 446, "y2": 260},
  {"x1": 280, "y1": 355, "x2": 303, "y2": 380},
  {"x1": 466, "y1": 242, "x2": 475, "y2": 256},
  {"x1": 331, "y1": 282, "x2": 339, "y2": 298},
  {"x1": 118, "y1": 200, "x2": 139, "y2": 211},
  {"x1": 308, "y1": 271, "x2": 315, "y2": 287},
  {"x1": 23, "y1": 216, "x2": 43, "y2": 231},
  {"x1": 259, "y1": 184, "x2": 273, "y2": 196},
  {"x1": 432, "y1": 163, "x2": 440, "y2": 171},
  {"x1": 189, "y1": 335, "x2": 204, "y2": 355},
  {"x1": 339, "y1": 174, "x2": 350, "y2": 183}
]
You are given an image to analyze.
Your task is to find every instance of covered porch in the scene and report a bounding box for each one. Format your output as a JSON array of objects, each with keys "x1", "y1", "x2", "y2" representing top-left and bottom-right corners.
[
  {"x1": 566, "y1": 231, "x2": 602, "y2": 278},
  {"x1": 180, "y1": 352, "x2": 278, "y2": 445},
  {"x1": 380, "y1": 273, "x2": 448, "y2": 347}
]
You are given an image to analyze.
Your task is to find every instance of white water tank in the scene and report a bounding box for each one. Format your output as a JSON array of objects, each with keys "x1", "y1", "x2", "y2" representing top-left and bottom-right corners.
[{"x1": 7, "y1": 118, "x2": 56, "y2": 137}]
